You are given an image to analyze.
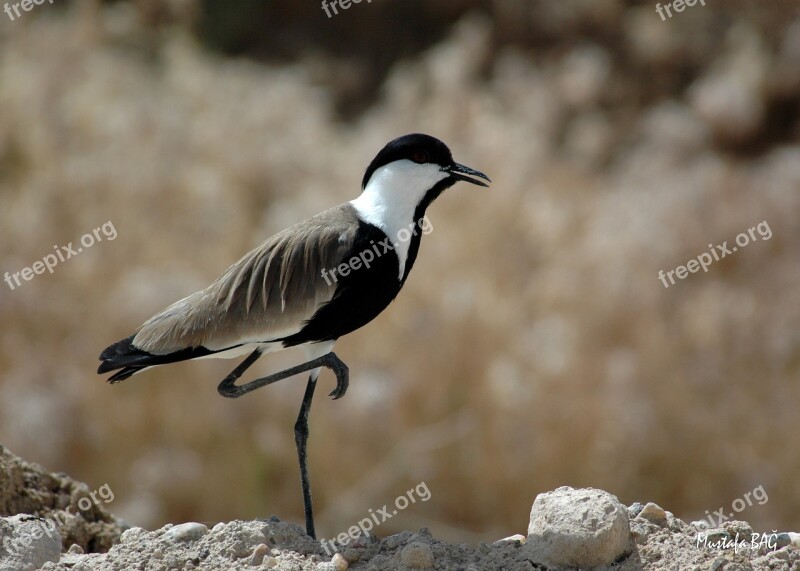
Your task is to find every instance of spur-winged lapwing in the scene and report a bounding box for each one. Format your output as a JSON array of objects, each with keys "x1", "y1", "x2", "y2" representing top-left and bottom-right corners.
[{"x1": 98, "y1": 133, "x2": 490, "y2": 538}]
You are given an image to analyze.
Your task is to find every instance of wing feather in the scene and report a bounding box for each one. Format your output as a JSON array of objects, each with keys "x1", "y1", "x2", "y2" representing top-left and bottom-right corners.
[{"x1": 132, "y1": 205, "x2": 358, "y2": 355}]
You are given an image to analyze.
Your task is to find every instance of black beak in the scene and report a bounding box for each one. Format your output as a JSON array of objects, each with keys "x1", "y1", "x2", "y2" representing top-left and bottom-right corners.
[{"x1": 447, "y1": 162, "x2": 491, "y2": 187}]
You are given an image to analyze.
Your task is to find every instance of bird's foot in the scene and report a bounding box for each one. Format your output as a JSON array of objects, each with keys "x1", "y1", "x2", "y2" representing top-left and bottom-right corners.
[{"x1": 326, "y1": 353, "x2": 349, "y2": 400}]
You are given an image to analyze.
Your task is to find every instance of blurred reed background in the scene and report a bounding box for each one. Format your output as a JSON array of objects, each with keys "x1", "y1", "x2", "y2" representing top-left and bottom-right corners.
[{"x1": 1, "y1": 0, "x2": 799, "y2": 543}]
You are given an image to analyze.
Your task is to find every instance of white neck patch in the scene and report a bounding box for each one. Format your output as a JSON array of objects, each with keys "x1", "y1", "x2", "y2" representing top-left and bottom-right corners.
[{"x1": 350, "y1": 160, "x2": 448, "y2": 280}]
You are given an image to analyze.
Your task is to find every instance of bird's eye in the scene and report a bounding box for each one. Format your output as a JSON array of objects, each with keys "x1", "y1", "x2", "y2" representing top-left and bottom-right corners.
[{"x1": 412, "y1": 152, "x2": 429, "y2": 164}]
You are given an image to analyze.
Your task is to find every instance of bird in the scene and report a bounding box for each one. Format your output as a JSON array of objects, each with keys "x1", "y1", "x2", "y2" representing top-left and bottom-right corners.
[{"x1": 97, "y1": 133, "x2": 491, "y2": 539}]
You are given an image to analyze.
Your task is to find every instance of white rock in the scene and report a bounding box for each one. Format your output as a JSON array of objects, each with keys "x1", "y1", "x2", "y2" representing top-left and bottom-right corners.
[
  {"x1": 120, "y1": 526, "x2": 147, "y2": 543},
  {"x1": 332, "y1": 552, "x2": 349, "y2": 570},
  {"x1": 524, "y1": 486, "x2": 631, "y2": 568},
  {"x1": 493, "y1": 534, "x2": 526, "y2": 545},
  {"x1": 636, "y1": 502, "x2": 667, "y2": 526},
  {"x1": 163, "y1": 522, "x2": 208, "y2": 542},
  {"x1": 250, "y1": 543, "x2": 269, "y2": 566}
]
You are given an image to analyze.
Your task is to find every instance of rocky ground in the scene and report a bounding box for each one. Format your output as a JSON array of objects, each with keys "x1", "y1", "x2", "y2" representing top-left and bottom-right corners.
[{"x1": 1, "y1": 447, "x2": 799, "y2": 570}]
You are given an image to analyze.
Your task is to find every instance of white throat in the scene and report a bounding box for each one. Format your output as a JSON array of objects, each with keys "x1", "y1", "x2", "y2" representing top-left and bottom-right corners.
[{"x1": 350, "y1": 160, "x2": 448, "y2": 280}]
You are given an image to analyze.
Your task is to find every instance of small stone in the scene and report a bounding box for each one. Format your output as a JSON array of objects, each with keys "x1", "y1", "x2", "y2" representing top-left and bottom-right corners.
[
  {"x1": 264, "y1": 556, "x2": 278, "y2": 568},
  {"x1": 636, "y1": 502, "x2": 667, "y2": 527},
  {"x1": 120, "y1": 526, "x2": 147, "y2": 543},
  {"x1": 789, "y1": 532, "x2": 800, "y2": 548},
  {"x1": 250, "y1": 543, "x2": 269, "y2": 566},
  {"x1": 627, "y1": 502, "x2": 645, "y2": 519},
  {"x1": 772, "y1": 533, "x2": 792, "y2": 549},
  {"x1": 331, "y1": 553, "x2": 348, "y2": 570},
  {"x1": 163, "y1": 522, "x2": 208, "y2": 542},
  {"x1": 493, "y1": 534, "x2": 526, "y2": 545},
  {"x1": 400, "y1": 541, "x2": 434, "y2": 569},
  {"x1": 67, "y1": 543, "x2": 85, "y2": 554}
]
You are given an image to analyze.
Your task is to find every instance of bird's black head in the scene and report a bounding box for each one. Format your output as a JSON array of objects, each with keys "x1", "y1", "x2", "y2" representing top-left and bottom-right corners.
[{"x1": 361, "y1": 133, "x2": 491, "y2": 191}]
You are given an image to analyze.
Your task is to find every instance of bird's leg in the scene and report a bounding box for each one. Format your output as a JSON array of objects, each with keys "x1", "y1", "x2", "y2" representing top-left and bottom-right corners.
[
  {"x1": 217, "y1": 350, "x2": 349, "y2": 400},
  {"x1": 217, "y1": 350, "x2": 350, "y2": 538},
  {"x1": 215, "y1": 348, "x2": 263, "y2": 395},
  {"x1": 295, "y1": 375, "x2": 317, "y2": 538}
]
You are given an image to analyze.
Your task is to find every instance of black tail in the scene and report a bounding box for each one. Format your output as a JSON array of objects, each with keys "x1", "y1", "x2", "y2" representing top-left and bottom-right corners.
[{"x1": 98, "y1": 335, "x2": 215, "y2": 383}]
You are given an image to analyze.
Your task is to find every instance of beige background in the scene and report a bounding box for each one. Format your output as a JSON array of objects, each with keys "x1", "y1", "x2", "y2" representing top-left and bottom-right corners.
[{"x1": 1, "y1": 0, "x2": 798, "y2": 542}]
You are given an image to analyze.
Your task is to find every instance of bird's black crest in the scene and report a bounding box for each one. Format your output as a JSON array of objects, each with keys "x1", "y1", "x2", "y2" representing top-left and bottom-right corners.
[{"x1": 361, "y1": 133, "x2": 454, "y2": 189}]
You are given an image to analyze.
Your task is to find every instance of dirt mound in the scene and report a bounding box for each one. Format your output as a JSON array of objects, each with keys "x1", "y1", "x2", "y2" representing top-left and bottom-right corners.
[{"x1": 0, "y1": 445, "x2": 125, "y2": 557}]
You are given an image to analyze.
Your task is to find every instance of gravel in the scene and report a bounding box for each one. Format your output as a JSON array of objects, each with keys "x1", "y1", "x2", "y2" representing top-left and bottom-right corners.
[{"x1": 2, "y1": 447, "x2": 799, "y2": 570}]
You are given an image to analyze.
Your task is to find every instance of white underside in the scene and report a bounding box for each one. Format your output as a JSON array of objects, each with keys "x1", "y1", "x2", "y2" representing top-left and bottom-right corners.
[
  {"x1": 131, "y1": 339, "x2": 337, "y2": 382},
  {"x1": 195, "y1": 342, "x2": 284, "y2": 360}
]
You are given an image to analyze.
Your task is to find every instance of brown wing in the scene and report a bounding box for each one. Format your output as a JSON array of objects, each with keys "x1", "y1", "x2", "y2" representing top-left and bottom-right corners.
[{"x1": 132, "y1": 204, "x2": 359, "y2": 355}]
